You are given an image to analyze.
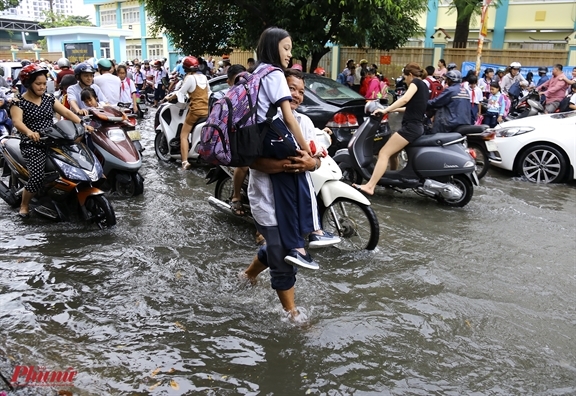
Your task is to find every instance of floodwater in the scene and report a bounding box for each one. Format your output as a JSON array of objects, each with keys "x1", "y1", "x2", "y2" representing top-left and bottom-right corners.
[{"x1": 1, "y1": 113, "x2": 575, "y2": 395}]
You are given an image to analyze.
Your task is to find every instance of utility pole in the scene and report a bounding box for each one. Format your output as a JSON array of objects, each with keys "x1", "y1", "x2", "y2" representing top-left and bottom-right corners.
[{"x1": 476, "y1": 0, "x2": 491, "y2": 73}]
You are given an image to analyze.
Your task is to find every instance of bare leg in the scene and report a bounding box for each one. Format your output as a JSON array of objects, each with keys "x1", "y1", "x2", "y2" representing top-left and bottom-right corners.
[
  {"x1": 243, "y1": 255, "x2": 267, "y2": 282},
  {"x1": 354, "y1": 133, "x2": 409, "y2": 195},
  {"x1": 389, "y1": 152, "x2": 399, "y2": 171},
  {"x1": 232, "y1": 166, "x2": 249, "y2": 201},
  {"x1": 179, "y1": 122, "x2": 193, "y2": 168},
  {"x1": 20, "y1": 188, "x2": 35, "y2": 216},
  {"x1": 276, "y1": 287, "x2": 298, "y2": 317}
]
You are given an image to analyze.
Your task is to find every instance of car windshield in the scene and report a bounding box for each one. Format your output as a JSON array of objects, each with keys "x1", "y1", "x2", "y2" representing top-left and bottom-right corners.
[
  {"x1": 210, "y1": 76, "x2": 229, "y2": 94},
  {"x1": 304, "y1": 75, "x2": 365, "y2": 101}
]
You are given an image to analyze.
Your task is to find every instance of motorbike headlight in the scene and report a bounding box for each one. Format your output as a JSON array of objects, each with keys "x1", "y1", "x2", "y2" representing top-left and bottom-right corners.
[
  {"x1": 107, "y1": 128, "x2": 126, "y2": 142},
  {"x1": 495, "y1": 126, "x2": 535, "y2": 137}
]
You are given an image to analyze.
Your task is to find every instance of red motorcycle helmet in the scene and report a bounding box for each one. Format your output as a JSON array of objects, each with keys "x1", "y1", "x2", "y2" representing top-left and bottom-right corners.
[
  {"x1": 19, "y1": 64, "x2": 48, "y2": 88},
  {"x1": 314, "y1": 67, "x2": 326, "y2": 76},
  {"x1": 182, "y1": 56, "x2": 199, "y2": 70}
]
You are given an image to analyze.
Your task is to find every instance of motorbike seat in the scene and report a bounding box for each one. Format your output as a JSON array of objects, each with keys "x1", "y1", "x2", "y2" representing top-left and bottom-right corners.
[
  {"x1": 455, "y1": 125, "x2": 488, "y2": 135},
  {"x1": 410, "y1": 132, "x2": 464, "y2": 147},
  {"x1": 3, "y1": 137, "x2": 57, "y2": 172}
]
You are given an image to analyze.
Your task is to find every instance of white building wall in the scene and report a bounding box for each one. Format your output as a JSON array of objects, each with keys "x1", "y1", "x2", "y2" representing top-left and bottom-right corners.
[{"x1": 0, "y1": 0, "x2": 79, "y2": 21}]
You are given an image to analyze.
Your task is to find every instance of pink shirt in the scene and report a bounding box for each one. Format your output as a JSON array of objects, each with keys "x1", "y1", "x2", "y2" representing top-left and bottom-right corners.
[{"x1": 538, "y1": 75, "x2": 569, "y2": 103}]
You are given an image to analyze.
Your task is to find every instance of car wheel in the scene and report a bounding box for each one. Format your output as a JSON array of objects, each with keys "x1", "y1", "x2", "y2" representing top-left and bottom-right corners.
[{"x1": 517, "y1": 145, "x2": 567, "y2": 183}]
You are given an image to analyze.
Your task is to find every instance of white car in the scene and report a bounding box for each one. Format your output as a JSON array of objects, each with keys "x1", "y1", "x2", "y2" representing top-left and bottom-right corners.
[{"x1": 488, "y1": 111, "x2": 576, "y2": 183}]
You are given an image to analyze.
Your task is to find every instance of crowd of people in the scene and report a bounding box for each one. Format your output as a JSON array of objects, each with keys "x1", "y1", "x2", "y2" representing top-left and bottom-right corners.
[{"x1": 2, "y1": 44, "x2": 576, "y2": 320}]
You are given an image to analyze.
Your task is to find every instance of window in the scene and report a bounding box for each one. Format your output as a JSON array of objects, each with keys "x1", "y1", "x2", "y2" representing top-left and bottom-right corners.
[
  {"x1": 507, "y1": 42, "x2": 565, "y2": 50},
  {"x1": 100, "y1": 10, "x2": 116, "y2": 26},
  {"x1": 122, "y1": 7, "x2": 140, "y2": 24},
  {"x1": 148, "y1": 44, "x2": 163, "y2": 58},
  {"x1": 126, "y1": 44, "x2": 142, "y2": 59}
]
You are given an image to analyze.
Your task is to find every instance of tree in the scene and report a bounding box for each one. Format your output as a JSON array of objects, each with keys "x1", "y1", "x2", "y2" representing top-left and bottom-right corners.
[
  {"x1": 449, "y1": 0, "x2": 498, "y2": 48},
  {"x1": 38, "y1": 11, "x2": 93, "y2": 49},
  {"x1": 0, "y1": 0, "x2": 20, "y2": 11},
  {"x1": 143, "y1": 0, "x2": 427, "y2": 72}
]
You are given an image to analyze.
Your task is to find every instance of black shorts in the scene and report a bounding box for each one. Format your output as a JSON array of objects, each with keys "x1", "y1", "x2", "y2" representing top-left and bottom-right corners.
[{"x1": 397, "y1": 121, "x2": 424, "y2": 143}]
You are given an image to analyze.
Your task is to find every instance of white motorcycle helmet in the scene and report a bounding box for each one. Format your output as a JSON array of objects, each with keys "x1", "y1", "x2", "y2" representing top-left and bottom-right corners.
[{"x1": 510, "y1": 62, "x2": 521, "y2": 70}]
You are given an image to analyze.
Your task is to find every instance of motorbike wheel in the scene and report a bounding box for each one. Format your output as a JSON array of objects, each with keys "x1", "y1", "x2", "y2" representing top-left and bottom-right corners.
[
  {"x1": 385, "y1": 90, "x2": 396, "y2": 105},
  {"x1": 154, "y1": 132, "x2": 174, "y2": 162},
  {"x1": 467, "y1": 142, "x2": 489, "y2": 180},
  {"x1": 338, "y1": 162, "x2": 363, "y2": 185},
  {"x1": 437, "y1": 174, "x2": 473, "y2": 207},
  {"x1": 114, "y1": 172, "x2": 144, "y2": 197},
  {"x1": 8, "y1": 173, "x2": 23, "y2": 208},
  {"x1": 320, "y1": 198, "x2": 380, "y2": 251},
  {"x1": 84, "y1": 195, "x2": 116, "y2": 229},
  {"x1": 214, "y1": 174, "x2": 249, "y2": 205},
  {"x1": 517, "y1": 144, "x2": 566, "y2": 183}
]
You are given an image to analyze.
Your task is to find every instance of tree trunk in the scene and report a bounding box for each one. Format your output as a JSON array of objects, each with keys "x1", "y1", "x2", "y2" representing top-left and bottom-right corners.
[
  {"x1": 309, "y1": 48, "x2": 331, "y2": 73},
  {"x1": 453, "y1": 7, "x2": 473, "y2": 48}
]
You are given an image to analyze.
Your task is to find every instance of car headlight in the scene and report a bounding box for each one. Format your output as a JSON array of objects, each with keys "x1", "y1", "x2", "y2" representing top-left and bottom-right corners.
[{"x1": 495, "y1": 126, "x2": 535, "y2": 137}]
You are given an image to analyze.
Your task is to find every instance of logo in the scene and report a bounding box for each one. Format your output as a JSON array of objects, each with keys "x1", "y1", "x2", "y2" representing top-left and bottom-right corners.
[
  {"x1": 443, "y1": 163, "x2": 459, "y2": 168},
  {"x1": 10, "y1": 366, "x2": 77, "y2": 387}
]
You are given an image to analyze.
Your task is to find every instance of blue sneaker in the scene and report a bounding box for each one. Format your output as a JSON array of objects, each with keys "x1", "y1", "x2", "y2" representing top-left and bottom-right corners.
[
  {"x1": 284, "y1": 249, "x2": 319, "y2": 270},
  {"x1": 308, "y1": 231, "x2": 341, "y2": 249}
]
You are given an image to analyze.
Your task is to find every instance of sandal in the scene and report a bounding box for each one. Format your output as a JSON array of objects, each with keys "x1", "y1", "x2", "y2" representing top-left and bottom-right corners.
[
  {"x1": 182, "y1": 161, "x2": 191, "y2": 170},
  {"x1": 230, "y1": 199, "x2": 245, "y2": 216},
  {"x1": 255, "y1": 231, "x2": 266, "y2": 246}
]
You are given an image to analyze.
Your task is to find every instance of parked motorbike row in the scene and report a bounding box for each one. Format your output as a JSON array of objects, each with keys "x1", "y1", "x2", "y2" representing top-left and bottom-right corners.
[{"x1": 0, "y1": 105, "x2": 145, "y2": 229}]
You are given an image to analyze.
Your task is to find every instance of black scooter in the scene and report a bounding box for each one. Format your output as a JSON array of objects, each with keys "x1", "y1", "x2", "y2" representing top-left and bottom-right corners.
[{"x1": 333, "y1": 102, "x2": 478, "y2": 207}]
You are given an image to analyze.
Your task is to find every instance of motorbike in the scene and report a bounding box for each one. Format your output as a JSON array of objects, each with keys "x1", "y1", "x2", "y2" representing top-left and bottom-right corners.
[
  {"x1": 205, "y1": 131, "x2": 380, "y2": 251},
  {"x1": 153, "y1": 92, "x2": 208, "y2": 165},
  {"x1": 0, "y1": 107, "x2": 13, "y2": 137},
  {"x1": 334, "y1": 102, "x2": 478, "y2": 207},
  {"x1": 85, "y1": 106, "x2": 144, "y2": 197},
  {"x1": 0, "y1": 120, "x2": 116, "y2": 228},
  {"x1": 505, "y1": 89, "x2": 544, "y2": 120}
]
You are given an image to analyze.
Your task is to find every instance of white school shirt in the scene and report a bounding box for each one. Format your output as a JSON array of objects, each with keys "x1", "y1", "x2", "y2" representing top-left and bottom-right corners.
[{"x1": 118, "y1": 78, "x2": 137, "y2": 103}]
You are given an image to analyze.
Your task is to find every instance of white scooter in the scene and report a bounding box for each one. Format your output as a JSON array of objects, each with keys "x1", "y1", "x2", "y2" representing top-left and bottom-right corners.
[
  {"x1": 205, "y1": 131, "x2": 380, "y2": 251},
  {"x1": 153, "y1": 91, "x2": 207, "y2": 164}
]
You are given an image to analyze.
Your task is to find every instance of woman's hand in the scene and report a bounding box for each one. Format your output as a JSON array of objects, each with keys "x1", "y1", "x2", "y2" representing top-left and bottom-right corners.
[
  {"x1": 76, "y1": 109, "x2": 89, "y2": 116},
  {"x1": 285, "y1": 149, "x2": 316, "y2": 173},
  {"x1": 372, "y1": 108, "x2": 387, "y2": 116},
  {"x1": 27, "y1": 131, "x2": 40, "y2": 142}
]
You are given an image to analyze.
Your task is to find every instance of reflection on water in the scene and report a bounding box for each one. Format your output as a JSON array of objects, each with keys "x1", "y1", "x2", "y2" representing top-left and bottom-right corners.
[{"x1": 0, "y1": 118, "x2": 575, "y2": 395}]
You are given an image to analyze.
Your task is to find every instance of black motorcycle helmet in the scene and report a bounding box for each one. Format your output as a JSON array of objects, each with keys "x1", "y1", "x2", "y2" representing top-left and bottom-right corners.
[
  {"x1": 537, "y1": 66, "x2": 547, "y2": 75},
  {"x1": 447, "y1": 62, "x2": 457, "y2": 71}
]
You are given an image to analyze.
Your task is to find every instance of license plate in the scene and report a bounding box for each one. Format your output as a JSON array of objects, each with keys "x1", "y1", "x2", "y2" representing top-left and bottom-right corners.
[
  {"x1": 485, "y1": 140, "x2": 497, "y2": 152},
  {"x1": 127, "y1": 130, "x2": 141, "y2": 141}
]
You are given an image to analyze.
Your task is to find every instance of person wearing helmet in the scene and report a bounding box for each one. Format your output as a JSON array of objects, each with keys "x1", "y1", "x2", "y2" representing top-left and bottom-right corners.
[
  {"x1": 163, "y1": 55, "x2": 211, "y2": 169},
  {"x1": 353, "y1": 63, "x2": 429, "y2": 196},
  {"x1": 447, "y1": 62, "x2": 457, "y2": 71},
  {"x1": 9, "y1": 64, "x2": 83, "y2": 218},
  {"x1": 536, "y1": 67, "x2": 549, "y2": 87},
  {"x1": 427, "y1": 69, "x2": 472, "y2": 134},
  {"x1": 500, "y1": 62, "x2": 526, "y2": 96},
  {"x1": 55, "y1": 57, "x2": 73, "y2": 91},
  {"x1": 67, "y1": 63, "x2": 109, "y2": 115},
  {"x1": 313, "y1": 67, "x2": 325, "y2": 77},
  {"x1": 94, "y1": 58, "x2": 121, "y2": 105}
]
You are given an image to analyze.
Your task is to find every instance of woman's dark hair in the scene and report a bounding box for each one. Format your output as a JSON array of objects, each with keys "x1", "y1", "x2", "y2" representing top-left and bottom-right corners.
[
  {"x1": 284, "y1": 68, "x2": 304, "y2": 81},
  {"x1": 425, "y1": 65, "x2": 435, "y2": 76},
  {"x1": 571, "y1": 82, "x2": 576, "y2": 90},
  {"x1": 256, "y1": 27, "x2": 291, "y2": 69},
  {"x1": 526, "y1": 71, "x2": 533, "y2": 82},
  {"x1": 490, "y1": 82, "x2": 501, "y2": 90},
  {"x1": 227, "y1": 64, "x2": 246, "y2": 80},
  {"x1": 80, "y1": 87, "x2": 97, "y2": 102},
  {"x1": 116, "y1": 64, "x2": 127, "y2": 74},
  {"x1": 468, "y1": 75, "x2": 478, "y2": 85},
  {"x1": 60, "y1": 74, "x2": 77, "y2": 89},
  {"x1": 403, "y1": 62, "x2": 424, "y2": 78},
  {"x1": 482, "y1": 68, "x2": 494, "y2": 78},
  {"x1": 438, "y1": 59, "x2": 446, "y2": 68},
  {"x1": 463, "y1": 69, "x2": 476, "y2": 82}
]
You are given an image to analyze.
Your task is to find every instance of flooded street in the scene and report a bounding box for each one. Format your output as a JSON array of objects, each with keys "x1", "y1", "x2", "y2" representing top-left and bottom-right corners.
[{"x1": 1, "y1": 113, "x2": 575, "y2": 395}]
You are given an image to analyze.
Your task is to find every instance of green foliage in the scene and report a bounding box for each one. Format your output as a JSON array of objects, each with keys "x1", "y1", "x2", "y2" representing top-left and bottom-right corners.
[
  {"x1": 448, "y1": 0, "x2": 500, "y2": 48},
  {"x1": 40, "y1": 11, "x2": 93, "y2": 28},
  {"x1": 0, "y1": 0, "x2": 20, "y2": 11},
  {"x1": 143, "y1": 0, "x2": 427, "y2": 70}
]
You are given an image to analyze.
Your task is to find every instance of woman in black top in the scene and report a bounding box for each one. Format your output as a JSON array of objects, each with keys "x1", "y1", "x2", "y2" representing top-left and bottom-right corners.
[
  {"x1": 354, "y1": 62, "x2": 429, "y2": 196},
  {"x1": 10, "y1": 64, "x2": 82, "y2": 217}
]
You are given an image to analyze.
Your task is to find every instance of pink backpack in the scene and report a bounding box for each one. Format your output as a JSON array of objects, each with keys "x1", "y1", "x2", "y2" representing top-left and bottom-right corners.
[
  {"x1": 199, "y1": 65, "x2": 281, "y2": 166},
  {"x1": 499, "y1": 94, "x2": 511, "y2": 117}
]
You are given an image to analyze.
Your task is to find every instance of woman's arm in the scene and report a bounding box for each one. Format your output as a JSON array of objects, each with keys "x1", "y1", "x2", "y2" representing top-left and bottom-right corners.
[
  {"x1": 10, "y1": 105, "x2": 40, "y2": 141},
  {"x1": 375, "y1": 81, "x2": 418, "y2": 115},
  {"x1": 53, "y1": 100, "x2": 81, "y2": 123}
]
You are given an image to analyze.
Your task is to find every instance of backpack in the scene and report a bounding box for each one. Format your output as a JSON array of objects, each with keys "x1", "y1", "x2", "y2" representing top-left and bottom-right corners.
[
  {"x1": 558, "y1": 95, "x2": 571, "y2": 113},
  {"x1": 508, "y1": 81, "x2": 521, "y2": 98},
  {"x1": 337, "y1": 72, "x2": 346, "y2": 85},
  {"x1": 199, "y1": 65, "x2": 281, "y2": 166},
  {"x1": 498, "y1": 93, "x2": 511, "y2": 117},
  {"x1": 426, "y1": 77, "x2": 443, "y2": 99}
]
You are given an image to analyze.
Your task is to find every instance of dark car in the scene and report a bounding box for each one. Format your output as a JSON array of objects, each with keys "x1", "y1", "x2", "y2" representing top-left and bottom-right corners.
[{"x1": 208, "y1": 72, "x2": 367, "y2": 154}]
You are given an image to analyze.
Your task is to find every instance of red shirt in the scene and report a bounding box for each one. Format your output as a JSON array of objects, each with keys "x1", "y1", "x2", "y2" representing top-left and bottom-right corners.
[{"x1": 56, "y1": 69, "x2": 74, "y2": 86}]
